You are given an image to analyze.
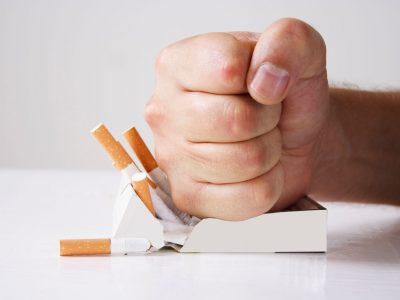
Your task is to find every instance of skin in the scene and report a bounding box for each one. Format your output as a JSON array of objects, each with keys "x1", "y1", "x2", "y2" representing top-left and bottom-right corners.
[
  {"x1": 311, "y1": 88, "x2": 400, "y2": 205},
  {"x1": 145, "y1": 18, "x2": 400, "y2": 221}
]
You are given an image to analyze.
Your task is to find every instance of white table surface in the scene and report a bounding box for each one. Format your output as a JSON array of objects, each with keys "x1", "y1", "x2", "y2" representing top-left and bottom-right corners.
[{"x1": 0, "y1": 169, "x2": 399, "y2": 300}]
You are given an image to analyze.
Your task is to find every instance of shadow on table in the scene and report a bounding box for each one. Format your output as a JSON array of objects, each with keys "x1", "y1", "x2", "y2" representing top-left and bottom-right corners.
[{"x1": 327, "y1": 218, "x2": 400, "y2": 265}]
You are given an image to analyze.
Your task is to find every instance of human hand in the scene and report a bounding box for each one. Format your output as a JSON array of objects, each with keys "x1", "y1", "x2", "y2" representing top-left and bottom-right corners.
[{"x1": 145, "y1": 18, "x2": 329, "y2": 220}]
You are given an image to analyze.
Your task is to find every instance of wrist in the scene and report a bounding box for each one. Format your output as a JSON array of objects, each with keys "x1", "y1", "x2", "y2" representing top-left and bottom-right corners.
[{"x1": 309, "y1": 88, "x2": 349, "y2": 200}]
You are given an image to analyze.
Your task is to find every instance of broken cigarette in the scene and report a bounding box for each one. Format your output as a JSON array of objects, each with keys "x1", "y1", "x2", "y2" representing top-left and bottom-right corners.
[
  {"x1": 133, "y1": 172, "x2": 184, "y2": 223},
  {"x1": 123, "y1": 127, "x2": 171, "y2": 195},
  {"x1": 132, "y1": 172, "x2": 156, "y2": 216},
  {"x1": 123, "y1": 127, "x2": 158, "y2": 173},
  {"x1": 59, "y1": 238, "x2": 151, "y2": 256},
  {"x1": 91, "y1": 123, "x2": 139, "y2": 177}
]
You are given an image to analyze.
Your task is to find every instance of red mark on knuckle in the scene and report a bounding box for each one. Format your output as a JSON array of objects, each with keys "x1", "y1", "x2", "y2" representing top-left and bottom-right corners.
[{"x1": 220, "y1": 56, "x2": 246, "y2": 89}]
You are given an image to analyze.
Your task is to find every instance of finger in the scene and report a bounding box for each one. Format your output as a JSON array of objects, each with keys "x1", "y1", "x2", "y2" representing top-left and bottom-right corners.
[
  {"x1": 169, "y1": 91, "x2": 281, "y2": 143},
  {"x1": 170, "y1": 162, "x2": 284, "y2": 221},
  {"x1": 181, "y1": 128, "x2": 281, "y2": 184},
  {"x1": 247, "y1": 18, "x2": 327, "y2": 105},
  {"x1": 155, "y1": 32, "x2": 256, "y2": 94}
]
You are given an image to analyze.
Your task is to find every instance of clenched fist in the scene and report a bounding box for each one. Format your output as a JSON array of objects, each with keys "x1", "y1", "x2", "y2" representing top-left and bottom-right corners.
[{"x1": 145, "y1": 18, "x2": 329, "y2": 220}]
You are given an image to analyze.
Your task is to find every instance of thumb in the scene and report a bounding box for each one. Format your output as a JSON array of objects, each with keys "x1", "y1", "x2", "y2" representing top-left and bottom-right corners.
[{"x1": 247, "y1": 18, "x2": 326, "y2": 105}]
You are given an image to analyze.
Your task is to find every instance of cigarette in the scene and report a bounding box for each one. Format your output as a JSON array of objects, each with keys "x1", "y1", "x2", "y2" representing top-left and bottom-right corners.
[
  {"x1": 91, "y1": 123, "x2": 159, "y2": 216},
  {"x1": 59, "y1": 238, "x2": 151, "y2": 256},
  {"x1": 91, "y1": 123, "x2": 140, "y2": 179},
  {"x1": 123, "y1": 127, "x2": 171, "y2": 195},
  {"x1": 132, "y1": 173, "x2": 156, "y2": 216},
  {"x1": 91, "y1": 123, "x2": 135, "y2": 171},
  {"x1": 123, "y1": 127, "x2": 157, "y2": 173},
  {"x1": 91, "y1": 123, "x2": 196, "y2": 225}
]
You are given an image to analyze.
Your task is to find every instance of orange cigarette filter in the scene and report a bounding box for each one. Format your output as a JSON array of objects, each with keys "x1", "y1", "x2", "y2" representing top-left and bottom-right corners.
[
  {"x1": 123, "y1": 127, "x2": 158, "y2": 173},
  {"x1": 60, "y1": 238, "x2": 110, "y2": 256},
  {"x1": 91, "y1": 123, "x2": 133, "y2": 170},
  {"x1": 132, "y1": 173, "x2": 156, "y2": 216}
]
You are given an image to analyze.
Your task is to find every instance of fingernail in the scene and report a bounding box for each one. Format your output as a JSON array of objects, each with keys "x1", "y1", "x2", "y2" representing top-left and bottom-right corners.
[{"x1": 250, "y1": 62, "x2": 289, "y2": 99}]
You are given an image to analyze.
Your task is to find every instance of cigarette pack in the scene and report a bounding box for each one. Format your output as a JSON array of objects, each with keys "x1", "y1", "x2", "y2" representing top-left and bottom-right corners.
[{"x1": 112, "y1": 177, "x2": 327, "y2": 253}]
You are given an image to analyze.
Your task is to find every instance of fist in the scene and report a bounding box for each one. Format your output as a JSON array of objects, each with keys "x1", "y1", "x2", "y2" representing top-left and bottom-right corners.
[{"x1": 145, "y1": 18, "x2": 329, "y2": 220}]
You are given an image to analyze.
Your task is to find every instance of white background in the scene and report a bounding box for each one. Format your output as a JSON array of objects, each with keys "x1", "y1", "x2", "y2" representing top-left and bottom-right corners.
[{"x1": 1, "y1": 0, "x2": 400, "y2": 169}]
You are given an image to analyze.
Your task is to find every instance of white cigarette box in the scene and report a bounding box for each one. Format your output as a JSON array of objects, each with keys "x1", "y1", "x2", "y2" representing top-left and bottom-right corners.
[{"x1": 112, "y1": 178, "x2": 327, "y2": 253}]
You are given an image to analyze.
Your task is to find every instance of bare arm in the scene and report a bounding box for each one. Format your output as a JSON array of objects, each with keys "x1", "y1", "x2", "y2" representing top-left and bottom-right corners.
[{"x1": 311, "y1": 88, "x2": 400, "y2": 205}]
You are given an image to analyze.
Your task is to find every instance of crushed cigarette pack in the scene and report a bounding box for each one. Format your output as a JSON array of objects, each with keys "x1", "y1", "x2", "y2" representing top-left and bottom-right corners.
[{"x1": 113, "y1": 177, "x2": 327, "y2": 253}]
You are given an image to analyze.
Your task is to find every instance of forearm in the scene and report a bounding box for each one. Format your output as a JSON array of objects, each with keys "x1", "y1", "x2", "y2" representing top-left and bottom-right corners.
[{"x1": 310, "y1": 88, "x2": 400, "y2": 204}]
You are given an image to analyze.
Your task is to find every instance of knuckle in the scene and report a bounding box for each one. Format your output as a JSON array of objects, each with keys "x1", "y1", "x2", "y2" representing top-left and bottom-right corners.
[
  {"x1": 254, "y1": 164, "x2": 284, "y2": 211},
  {"x1": 254, "y1": 181, "x2": 275, "y2": 211},
  {"x1": 243, "y1": 163, "x2": 284, "y2": 216},
  {"x1": 222, "y1": 99, "x2": 257, "y2": 138},
  {"x1": 203, "y1": 33, "x2": 248, "y2": 89},
  {"x1": 271, "y1": 18, "x2": 326, "y2": 75},
  {"x1": 274, "y1": 18, "x2": 314, "y2": 42},
  {"x1": 240, "y1": 139, "x2": 267, "y2": 171},
  {"x1": 155, "y1": 45, "x2": 173, "y2": 73},
  {"x1": 219, "y1": 54, "x2": 247, "y2": 88},
  {"x1": 144, "y1": 99, "x2": 163, "y2": 127},
  {"x1": 273, "y1": 18, "x2": 326, "y2": 59}
]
